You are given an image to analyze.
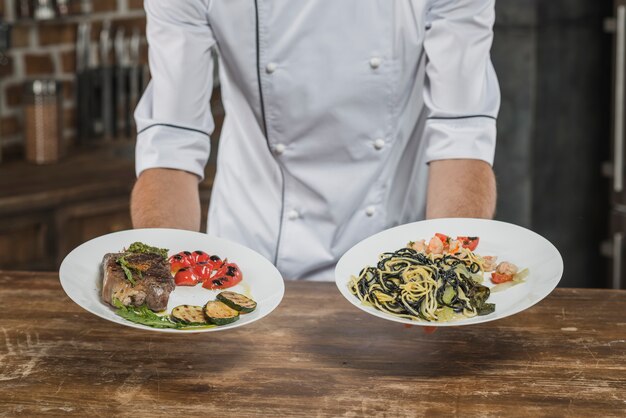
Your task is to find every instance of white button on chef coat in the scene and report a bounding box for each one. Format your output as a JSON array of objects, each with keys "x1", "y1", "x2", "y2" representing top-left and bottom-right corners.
[
  {"x1": 373, "y1": 138, "x2": 385, "y2": 150},
  {"x1": 369, "y1": 57, "x2": 381, "y2": 69},
  {"x1": 266, "y1": 62, "x2": 277, "y2": 74},
  {"x1": 274, "y1": 143, "x2": 286, "y2": 155},
  {"x1": 135, "y1": 0, "x2": 500, "y2": 281},
  {"x1": 287, "y1": 210, "x2": 300, "y2": 221},
  {"x1": 365, "y1": 206, "x2": 376, "y2": 217}
]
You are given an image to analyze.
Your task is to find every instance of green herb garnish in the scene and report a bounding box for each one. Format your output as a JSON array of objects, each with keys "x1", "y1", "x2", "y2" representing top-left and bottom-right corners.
[
  {"x1": 116, "y1": 241, "x2": 163, "y2": 286},
  {"x1": 127, "y1": 242, "x2": 169, "y2": 260},
  {"x1": 116, "y1": 256, "x2": 136, "y2": 285},
  {"x1": 112, "y1": 299, "x2": 215, "y2": 330},
  {"x1": 113, "y1": 299, "x2": 179, "y2": 329}
]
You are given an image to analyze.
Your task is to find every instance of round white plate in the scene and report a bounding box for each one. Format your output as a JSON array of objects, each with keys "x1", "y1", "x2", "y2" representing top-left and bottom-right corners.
[
  {"x1": 60, "y1": 229, "x2": 285, "y2": 333},
  {"x1": 335, "y1": 218, "x2": 563, "y2": 326}
]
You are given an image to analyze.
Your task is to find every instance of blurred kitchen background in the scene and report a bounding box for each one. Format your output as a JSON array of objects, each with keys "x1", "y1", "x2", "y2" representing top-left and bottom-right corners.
[{"x1": 0, "y1": 0, "x2": 620, "y2": 288}]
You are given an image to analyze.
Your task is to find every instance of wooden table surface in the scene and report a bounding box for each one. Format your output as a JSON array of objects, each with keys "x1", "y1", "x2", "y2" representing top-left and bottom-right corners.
[{"x1": 0, "y1": 271, "x2": 625, "y2": 417}]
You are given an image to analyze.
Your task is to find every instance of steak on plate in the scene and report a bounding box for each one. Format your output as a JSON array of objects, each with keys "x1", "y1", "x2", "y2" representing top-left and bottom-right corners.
[{"x1": 102, "y1": 252, "x2": 174, "y2": 312}]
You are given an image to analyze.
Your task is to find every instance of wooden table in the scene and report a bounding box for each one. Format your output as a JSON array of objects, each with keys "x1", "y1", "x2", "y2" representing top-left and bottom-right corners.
[{"x1": 1, "y1": 272, "x2": 625, "y2": 417}]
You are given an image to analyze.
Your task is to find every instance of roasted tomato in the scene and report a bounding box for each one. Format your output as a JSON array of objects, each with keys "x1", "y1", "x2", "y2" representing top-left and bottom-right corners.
[
  {"x1": 208, "y1": 254, "x2": 222, "y2": 268},
  {"x1": 168, "y1": 253, "x2": 193, "y2": 273},
  {"x1": 193, "y1": 261, "x2": 214, "y2": 282},
  {"x1": 172, "y1": 250, "x2": 239, "y2": 288},
  {"x1": 457, "y1": 236, "x2": 480, "y2": 252},
  {"x1": 191, "y1": 250, "x2": 210, "y2": 264},
  {"x1": 435, "y1": 233, "x2": 451, "y2": 245},
  {"x1": 201, "y1": 255, "x2": 223, "y2": 274},
  {"x1": 174, "y1": 267, "x2": 198, "y2": 286},
  {"x1": 180, "y1": 250, "x2": 194, "y2": 260},
  {"x1": 202, "y1": 262, "x2": 242, "y2": 290},
  {"x1": 491, "y1": 272, "x2": 514, "y2": 284}
]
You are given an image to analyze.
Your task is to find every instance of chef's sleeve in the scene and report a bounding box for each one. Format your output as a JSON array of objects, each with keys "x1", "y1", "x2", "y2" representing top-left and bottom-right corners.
[
  {"x1": 135, "y1": 0, "x2": 216, "y2": 181},
  {"x1": 422, "y1": 0, "x2": 500, "y2": 165}
]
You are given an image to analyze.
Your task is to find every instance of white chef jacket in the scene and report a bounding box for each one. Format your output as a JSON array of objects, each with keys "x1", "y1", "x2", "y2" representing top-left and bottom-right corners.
[{"x1": 135, "y1": 0, "x2": 500, "y2": 281}]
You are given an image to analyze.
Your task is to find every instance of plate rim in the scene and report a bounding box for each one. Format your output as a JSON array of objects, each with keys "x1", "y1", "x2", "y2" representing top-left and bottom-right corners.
[
  {"x1": 59, "y1": 228, "x2": 285, "y2": 333},
  {"x1": 334, "y1": 218, "x2": 564, "y2": 327}
]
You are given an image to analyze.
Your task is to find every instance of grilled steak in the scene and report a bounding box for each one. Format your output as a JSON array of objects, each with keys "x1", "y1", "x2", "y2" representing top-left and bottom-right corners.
[{"x1": 102, "y1": 252, "x2": 174, "y2": 312}]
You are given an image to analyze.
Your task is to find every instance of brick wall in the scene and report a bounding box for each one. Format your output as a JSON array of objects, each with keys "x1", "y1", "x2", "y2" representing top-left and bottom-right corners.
[{"x1": 0, "y1": 0, "x2": 147, "y2": 159}]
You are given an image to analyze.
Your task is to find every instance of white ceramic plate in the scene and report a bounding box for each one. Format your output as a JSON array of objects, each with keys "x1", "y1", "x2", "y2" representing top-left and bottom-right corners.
[
  {"x1": 335, "y1": 218, "x2": 563, "y2": 326},
  {"x1": 60, "y1": 229, "x2": 284, "y2": 333}
]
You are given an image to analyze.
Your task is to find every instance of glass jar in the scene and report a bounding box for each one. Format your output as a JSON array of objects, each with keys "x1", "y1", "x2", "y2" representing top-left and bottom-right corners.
[{"x1": 24, "y1": 79, "x2": 64, "y2": 164}]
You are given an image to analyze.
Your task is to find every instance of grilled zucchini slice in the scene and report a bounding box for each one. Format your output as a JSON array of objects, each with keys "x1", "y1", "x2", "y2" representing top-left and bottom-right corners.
[
  {"x1": 216, "y1": 291, "x2": 257, "y2": 313},
  {"x1": 203, "y1": 301, "x2": 240, "y2": 325},
  {"x1": 171, "y1": 305, "x2": 207, "y2": 325}
]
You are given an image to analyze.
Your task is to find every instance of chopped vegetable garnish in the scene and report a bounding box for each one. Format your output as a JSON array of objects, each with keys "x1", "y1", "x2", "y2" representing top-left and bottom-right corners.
[{"x1": 127, "y1": 242, "x2": 169, "y2": 260}]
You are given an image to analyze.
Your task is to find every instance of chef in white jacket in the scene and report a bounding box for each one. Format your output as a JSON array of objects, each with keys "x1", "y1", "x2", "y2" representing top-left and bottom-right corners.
[{"x1": 132, "y1": 0, "x2": 500, "y2": 281}]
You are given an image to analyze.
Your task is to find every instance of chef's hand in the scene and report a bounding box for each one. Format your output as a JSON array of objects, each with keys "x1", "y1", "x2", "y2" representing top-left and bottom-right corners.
[
  {"x1": 426, "y1": 159, "x2": 496, "y2": 219},
  {"x1": 131, "y1": 168, "x2": 202, "y2": 231}
]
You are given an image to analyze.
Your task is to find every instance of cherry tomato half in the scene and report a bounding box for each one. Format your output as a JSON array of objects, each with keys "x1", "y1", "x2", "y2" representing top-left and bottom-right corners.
[
  {"x1": 457, "y1": 236, "x2": 480, "y2": 252},
  {"x1": 191, "y1": 250, "x2": 210, "y2": 264},
  {"x1": 174, "y1": 267, "x2": 198, "y2": 286},
  {"x1": 202, "y1": 262, "x2": 242, "y2": 290},
  {"x1": 171, "y1": 250, "x2": 194, "y2": 265},
  {"x1": 193, "y1": 261, "x2": 214, "y2": 282},
  {"x1": 168, "y1": 253, "x2": 193, "y2": 273},
  {"x1": 203, "y1": 255, "x2": 223, "y2": 274},
  {"x1": 491, "y1": 272, "x2": 513, "y2": 284},
  {"x1": 435, "y1": 233, "x2": 450, "y2": 245}
]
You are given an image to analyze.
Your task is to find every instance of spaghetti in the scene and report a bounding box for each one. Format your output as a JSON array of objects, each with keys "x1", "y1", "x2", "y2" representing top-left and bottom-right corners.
[{"x1": 349, "y1": 244, "x2": 496, "y2": 322}]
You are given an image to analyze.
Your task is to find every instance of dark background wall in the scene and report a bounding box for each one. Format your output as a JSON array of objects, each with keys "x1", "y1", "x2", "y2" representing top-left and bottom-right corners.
[{"x1": 492, "y1": 0, "x2": 612, "y2": 287}]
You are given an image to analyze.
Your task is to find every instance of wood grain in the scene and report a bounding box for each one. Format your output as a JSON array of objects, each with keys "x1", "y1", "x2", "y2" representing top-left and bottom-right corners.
[{"x1": 0, "y1": 271, "x2": 624, "y2": 417}]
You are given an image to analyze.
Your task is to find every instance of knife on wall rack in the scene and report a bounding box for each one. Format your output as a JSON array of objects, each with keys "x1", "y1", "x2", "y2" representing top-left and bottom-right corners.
[
  {"x1": 76, "y1": 21, "x2": 91, "y2": 143},
  {"x1": 128, "y1": 28, "x2": 141, "y2": 138},
  {"x1": 100, "y1": 21, "x2": 114, "y2": 140},
  {"x1": 114, "y1": 27, "x2": 127, "y2": 139}
]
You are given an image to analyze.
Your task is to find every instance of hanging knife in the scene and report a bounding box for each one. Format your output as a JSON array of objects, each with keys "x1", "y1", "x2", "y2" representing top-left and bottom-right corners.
[
  {"x1": 129, "y1": 28, "x2": 141, "y2": 137},
  {"x1": 76, "y1": 22, "x2": 92, "y2": 142},
  {"x1": 114, "y1": 27, "x2": 127, "y2": 138},
  {"x1": 100, "y1": 20, "x2": 114, "y2": 140}
]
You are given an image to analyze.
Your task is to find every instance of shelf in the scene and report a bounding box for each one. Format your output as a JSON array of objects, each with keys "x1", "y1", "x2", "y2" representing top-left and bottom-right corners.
[
  {"x1": 0, "y1": 142, "x2": 214, "y2": 216},
  {"x1": 11, "y1": 15, "x2": 89, "y2": 27}
]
